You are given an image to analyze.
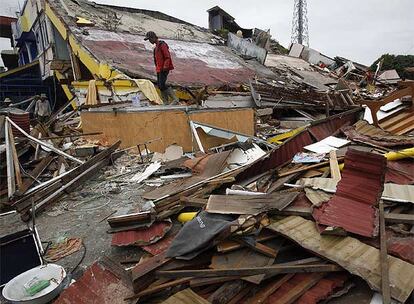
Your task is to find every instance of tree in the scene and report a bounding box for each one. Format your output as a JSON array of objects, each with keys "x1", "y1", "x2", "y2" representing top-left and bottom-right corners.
[{"x1": 370, "y1": 54, "x2": 414, "y2": 80}]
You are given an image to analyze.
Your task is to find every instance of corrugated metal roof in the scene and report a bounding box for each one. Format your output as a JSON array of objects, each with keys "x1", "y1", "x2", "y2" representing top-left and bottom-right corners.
[
  {"x1": 296, "y1": 273, "x2": 349, "y2": 304},
  {"x1": 379, "y1": 108, "x2": 414, "y2": 135},
  {"x1": 387, "y1": 234, "x2": 414, "y2": 264},
  {"x1": 54, "y1": 261, "x2": 131, "y2": 304},
  {"x1": 142, "y1": 233, "x2": 176, "y2": 256},
  {"x1": 78, "y1": 29, "x2": 258, "y2": 86},
  {"x1": 111, "y1": 221, "x2": 172, "y2": 246},
  {"x1": 236, "y1": 130, "x2": 314, "y2": 182},
  {"x1": 385, "y1": 160, "x2": 414, "y2": 185},
  {"x1": 267, "y1": 273, "x2": 325, "y2": 303},
  {"x1": 312, "y1": 149, "x2": 387, "y2": 237},
  {"x1": 235, "y1": 109, "x2": 361, "y2": 183},
  {"x1": 267, "y1": 216, "x2": 414, "y2": 303},
  {"x1": 365, "y1": 231, "x2": 414, "y2": 264},
  {"x1": 342, "y1": 120, "x2": 414, "y2": 147},
  {"x1": 308, "y1": 110, "x2": 359, "y2": 141}
]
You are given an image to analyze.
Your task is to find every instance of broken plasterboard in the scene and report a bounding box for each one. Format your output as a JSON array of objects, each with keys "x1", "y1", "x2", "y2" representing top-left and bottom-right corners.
[
  {"x1": 130, "y1": 162, "x2": 161, "y2": 183},
  {"x1": 152, "y1": 144, "x2": 184, "y2": 162},
  {"x1": 304, "y1": 136, "x2": 349, "y2": 154}
]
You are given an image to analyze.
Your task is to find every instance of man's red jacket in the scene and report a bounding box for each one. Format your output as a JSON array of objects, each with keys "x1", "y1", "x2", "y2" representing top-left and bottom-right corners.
[{"x1": 153, "y1": 40, "x2": 174, "y2": 73}]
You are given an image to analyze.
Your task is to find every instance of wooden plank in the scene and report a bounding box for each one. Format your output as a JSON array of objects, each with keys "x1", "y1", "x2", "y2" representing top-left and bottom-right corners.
[
  {"x1": 157, "y1": 264, "x2": 342, "y2": 279},
  {"x1": 206, "y1": 192, "x2": 299, "y2": 215},
  {"x1": 180, "y1": 196, "x2": 208, "y2": 208},
  {"x1": 161, "y1": 288, "x2": 210, "y2": 304},
  {"x1": 131, "y1": 252, "x2": 171, "y2": 292},
  {"x1": 6, "y1": 117, "x2": 83, "y2": 164},
  {"x1": 208, "y1": 280, "x2": 246, "y2": 304},
  {"x1": 211, "y1": 238, "x2": 284, "y2": 284},
  {"x1": 124, "y1": 277, "x2": 191, "y2": 300},
  {"x1": 8, "y1": 123, "x2": 22, "y2": 190},
  {"x1": 379, "y1": 202, "x2": 391, "y2": 304},
  {"x1": 246, "y1": 274, "x2": 294, "y2": 304},
  {"x1": 384, "y1": 213, "x2": 414, "y2": 225},
  {"x1": 5, "y1": 120, "x2": 15, "y2": 198},
  {"x1": 228, "y1": 285, "x2": 254, "y2": 304},
  {"x1": 190, "y1": 276, "x2": 238, "y2": 288},
  {"x1": 277, "y1": 158, "x2": 344, "y2": 177},
  {"x1": 235, "y1": 238, "x2": 278, "y2": 258},
  {"x1": 329, "y1": 150, "x2": 341, "y2": 181},
  {"x1": 81, "y1": 108, "x2": 255, "y2": 151},
  {"x1": 15, "y1": 155, "x2": 54, "y2": 196},
  {"x1": 217, "y1": 230, "x2": 278, "y2": 253}
]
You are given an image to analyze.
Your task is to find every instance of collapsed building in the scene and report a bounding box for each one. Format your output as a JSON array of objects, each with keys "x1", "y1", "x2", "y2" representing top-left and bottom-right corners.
[{"x1": 1, "y1": 1, "x2": 414, "y2": 304}]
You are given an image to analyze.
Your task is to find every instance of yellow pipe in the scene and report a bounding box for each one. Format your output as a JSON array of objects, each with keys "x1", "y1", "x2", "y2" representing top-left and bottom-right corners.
[
  {"x1": 384, "y1": 147, "x2": 414, "y2": 161},
  {"x1": 177, "y1": 212, "x2": 197, "y2": 223},
  {"x1": 268, "y1": 126, "x2": 306, "y2": 144}
]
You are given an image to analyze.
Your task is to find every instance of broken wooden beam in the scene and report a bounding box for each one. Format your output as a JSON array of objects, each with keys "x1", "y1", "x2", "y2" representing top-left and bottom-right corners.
[
  {"x1": 384, "y1": 213, "x2": 414, "y2": 225},
  {"x1": 379, "y1": 202, "x2": 391, "y2": 304},
  {"x1": 157, "y1": 264, "x2": 342, "y2": 279}
]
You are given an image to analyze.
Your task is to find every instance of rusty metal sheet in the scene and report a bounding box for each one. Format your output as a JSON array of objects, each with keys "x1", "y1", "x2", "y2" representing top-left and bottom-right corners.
[
  {"x1": 267, "y1": 273, "x2": 326, "y2": 304},
  {"x1": 385, "y1": 160, "x2": 414, "y2": 185},
  {"x1": 342, "y1": 120, "x2": 414, "y2": 147},
  {"x1": 54, "y1": 261, "x2": 131, "y2": 304},
  {"x1": 236, "y1": 130, "x2": 314, "y2": 182},
  {"x1": 365, "y1": 230, "x2": 414, "y2": 264},
  {"x1": 312, "y1": 149, "x2": 387, "y2": 237},
  {"x1": 296, "y1": 273, "x2": 349, "y2": 304},
  {"x1": 78, "y1": 29, "x2": 256, "y2": 87},
  {"x1": 206, "y1": 192, "x2": 299, "y2": 215},
  {"x1": 111, "y1": 221, "x2": 172, "y2": 247},
  {"x1": 379, "y1": 108, "x2": 414, "y2": 135},
  {"x1": 142, "y1": 233, "x2": 176, "y2": 256},
  {"x1": 308, "y1": 110, "x2": 359, "y2": 141},
  {"x1": 236, "y1": 109, "x2": 361, "y2": 183},
  {"x1": 267, "y1": 216, "x2": 414, "y2": 303}
]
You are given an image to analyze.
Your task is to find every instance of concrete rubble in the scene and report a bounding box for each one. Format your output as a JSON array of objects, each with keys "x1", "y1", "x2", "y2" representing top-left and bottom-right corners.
[{"x1": 1, "y1": 1, "x2": 414, "y2": 304}]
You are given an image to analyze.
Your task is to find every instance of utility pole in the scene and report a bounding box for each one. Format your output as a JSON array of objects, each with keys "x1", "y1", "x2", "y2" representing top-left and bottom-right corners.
[{"x1": 291, "y1": 0, "x2": 309, "y2": 46}]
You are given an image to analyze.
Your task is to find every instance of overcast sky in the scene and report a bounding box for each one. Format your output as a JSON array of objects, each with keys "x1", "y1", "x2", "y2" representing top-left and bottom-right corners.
[{"x1": 1, "y1": 0, "x2": 413, "y2": 67}]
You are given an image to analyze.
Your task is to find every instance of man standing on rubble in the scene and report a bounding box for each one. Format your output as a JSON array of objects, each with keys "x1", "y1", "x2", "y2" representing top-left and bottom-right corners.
[
  {"x1": 34, "y1": 93, "x2": 51, "y2": 123},
  {"x1": 144, "y1": 31, "x2": 179, "y2": 105}
]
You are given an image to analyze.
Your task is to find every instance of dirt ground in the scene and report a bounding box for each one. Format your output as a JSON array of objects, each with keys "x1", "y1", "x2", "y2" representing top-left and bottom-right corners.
[{"x1": 1, "y1": 153, "x2": 149, "y2": 279}]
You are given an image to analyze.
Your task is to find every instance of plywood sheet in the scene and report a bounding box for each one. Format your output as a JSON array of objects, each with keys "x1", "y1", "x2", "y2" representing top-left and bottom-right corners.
[
  {"x1": 81, "y1": 108, "x2": 254, "y2": 152},
  {"x1": 268, "y1": 216, "x2": 414, "y2": 303}
]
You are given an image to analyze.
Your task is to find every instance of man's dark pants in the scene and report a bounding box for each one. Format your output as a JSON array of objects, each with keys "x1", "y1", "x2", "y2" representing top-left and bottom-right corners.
[{"x1": 157, "y1": 71, "x2": 169, "y2": 92}]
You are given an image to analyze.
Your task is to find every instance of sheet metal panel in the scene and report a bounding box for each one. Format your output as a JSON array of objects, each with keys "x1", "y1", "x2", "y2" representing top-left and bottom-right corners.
[
  {"x1": 268, "y1": 216, "x2": 414, "y2": 303},
  {"x1": 55, "y1": 261, "x2": 131, "y2": 303},
  {"x1": 342, "y1": 120, "x2": 414, "y2": 147},
  {"x1": 297, "y1": 273, "x2": 349, "y2": 304},
  {"x1": 111, "y1": 221, "x2": 172, "y2": 246},
  {"x1": 312, "y1": 149, "x2": 387, "y2": 237},
  {"x1": 77, "y1": 29, "x2": 256, "y2": 87},
  {"x1": 308, "y1": 110, "x2": 358, "y2": 141}
]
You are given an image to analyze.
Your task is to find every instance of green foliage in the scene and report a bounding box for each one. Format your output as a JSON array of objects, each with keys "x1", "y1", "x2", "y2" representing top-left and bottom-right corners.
[
  {"x1": 269, "y1": 39, "x2": 289, "y2": 55},
  {"x1": 370, "y1": 54, "x2": 414, "y2": 80}
]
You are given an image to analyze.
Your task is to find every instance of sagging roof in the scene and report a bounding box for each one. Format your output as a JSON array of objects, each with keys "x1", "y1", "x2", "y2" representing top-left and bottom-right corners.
[
  {"x1": 50, "y1": 0, "x2": 215, "y2": 43},
  {"x1": 47, "y1": 0, "x2": 271, "y2": 86},
  {"x1": 77, "y1": 29, "x2": 258, "y2": 86}
]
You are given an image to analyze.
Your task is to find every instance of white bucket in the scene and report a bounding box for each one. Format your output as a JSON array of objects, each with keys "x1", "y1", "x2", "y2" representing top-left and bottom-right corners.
[{"x1": 2, "y1": 264, "x2": 66, "y2": 304}]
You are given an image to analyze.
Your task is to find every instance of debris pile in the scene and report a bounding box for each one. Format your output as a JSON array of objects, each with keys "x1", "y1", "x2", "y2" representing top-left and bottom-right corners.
[{"x1": 1, "y1": 1, "x2": 414, "y2": 304}]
